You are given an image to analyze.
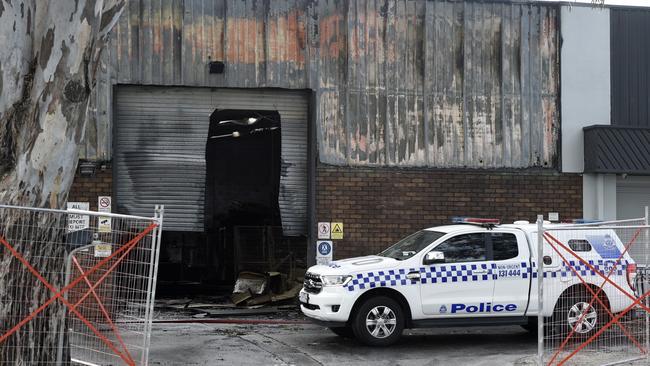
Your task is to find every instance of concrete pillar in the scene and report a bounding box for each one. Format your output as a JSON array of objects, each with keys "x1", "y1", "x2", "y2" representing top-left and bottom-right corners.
[
  {"x1": 560, "y1": 6, "x2": 611, "y2": 174},
  {"x1": 583, "y1": 174, "x2": 617, "y2": 220}
]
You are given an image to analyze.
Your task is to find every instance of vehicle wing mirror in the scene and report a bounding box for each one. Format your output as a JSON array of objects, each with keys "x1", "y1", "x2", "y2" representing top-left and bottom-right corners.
[{"x1": 424, "y1": 251, "x2": 445, "y2": 265}]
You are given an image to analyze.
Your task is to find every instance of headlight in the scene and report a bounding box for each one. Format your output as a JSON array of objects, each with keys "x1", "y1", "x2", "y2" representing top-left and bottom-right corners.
[{"x1": 320, "y1": 275, "x2": 352, "y2": 287}]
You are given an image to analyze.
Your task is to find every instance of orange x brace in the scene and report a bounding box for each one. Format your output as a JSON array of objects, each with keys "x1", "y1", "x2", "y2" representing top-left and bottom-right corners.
[
  {"x1": 544, "y1": 230, "x2": 647, "y2": 366},
  {"x1": 0, "y1": 222, "x2": 157, "y2": 366}
]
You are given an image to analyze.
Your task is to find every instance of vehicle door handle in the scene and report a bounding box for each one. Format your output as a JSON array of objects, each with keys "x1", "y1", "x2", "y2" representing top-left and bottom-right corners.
[
  {"x1": 473, "y1": 269, "x2": 489, "y2": 274},
  {"x1": 407, "y1": 271, "x2": 421, "y2": 280}
]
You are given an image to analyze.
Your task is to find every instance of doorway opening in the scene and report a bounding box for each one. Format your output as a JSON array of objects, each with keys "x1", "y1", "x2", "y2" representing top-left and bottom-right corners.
[{"x1": 205, "y1": 109, "x2": 304, "y2": 285}]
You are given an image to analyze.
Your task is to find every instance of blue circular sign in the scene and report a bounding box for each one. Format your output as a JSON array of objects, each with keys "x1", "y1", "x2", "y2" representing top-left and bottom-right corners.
[{"x1": 318, "y1": 242, "x2": 332, "y2": 255}]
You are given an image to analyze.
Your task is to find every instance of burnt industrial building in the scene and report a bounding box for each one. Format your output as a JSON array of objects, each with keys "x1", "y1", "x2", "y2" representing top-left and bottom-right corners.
[{"x1": 67, "y1": 0, "x2": 650, "y2": 288}]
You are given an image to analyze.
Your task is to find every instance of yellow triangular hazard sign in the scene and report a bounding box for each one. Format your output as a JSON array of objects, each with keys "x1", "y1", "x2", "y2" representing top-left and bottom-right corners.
[{"x1": 331, "y1": 222, "x2": 343, "y2": 239}]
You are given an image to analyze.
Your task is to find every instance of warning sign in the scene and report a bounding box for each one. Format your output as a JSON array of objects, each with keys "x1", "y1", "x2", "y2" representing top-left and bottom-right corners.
[
  {"x1": 99, "y1": 197, "x2": 111, "y2": 209},
  {"x1": 66, "y1": 202, "x2": 90, "y2": 233},
  {"x1": 331, "y1": 222, "x2": 343, "y2": 240},
  {"x1": 318, "y1": 222, "x2": 331, "y2": 239},
  {"x1": 98, "y1": 196, "x2": 112, "y2": 233}
]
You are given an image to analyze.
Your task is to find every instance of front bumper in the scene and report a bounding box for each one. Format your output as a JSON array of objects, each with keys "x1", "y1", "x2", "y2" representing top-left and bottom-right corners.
[{"x1": 299, "y1": 286, "x2": 356, "y2": 323}]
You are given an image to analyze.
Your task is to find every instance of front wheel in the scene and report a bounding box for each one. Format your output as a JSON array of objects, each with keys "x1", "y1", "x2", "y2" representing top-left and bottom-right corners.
[{"x1": 351, "y1": 296, "x2": 405, "y2": 346}]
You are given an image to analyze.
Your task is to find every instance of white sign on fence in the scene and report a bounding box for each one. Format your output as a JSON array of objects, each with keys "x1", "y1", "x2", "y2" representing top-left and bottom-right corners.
[
  {"x1": 67, "y1": 202, "x2": 90, "y2": 233},
  {"x1": 93, "y1": 241, "x2": 112, "y2": 257},
  {"x1": 98, "y1": 196, "x2": 112, "y2": 233}
]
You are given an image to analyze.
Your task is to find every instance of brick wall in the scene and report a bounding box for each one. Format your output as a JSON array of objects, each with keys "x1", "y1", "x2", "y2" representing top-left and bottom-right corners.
[
  {"x1": 68, "y1": 164, "x2": 113, "y2": 210},
  {"x1": 316, "y1": 165, "x2": 583, "y2": 260},
  {"x1": 66, "y1": 162, "x2": 583, "y2": 262}
]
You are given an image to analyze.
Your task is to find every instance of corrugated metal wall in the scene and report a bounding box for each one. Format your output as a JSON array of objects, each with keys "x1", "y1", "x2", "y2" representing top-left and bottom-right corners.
[
  {"x1": 85, "y1": 0, "x2": 559, "y2": 169},
  {"x1": 114, "y1": 86, "x2": 309, "y2": 234},
  {"x1": 320, "y1": 1, "x2": 559, "y2": 167},
  {"x1": 111, "y1": 0, "x2": 310, "y2": 87},
  {"x1": 611, "y1": 8, "x2": 650, "y2": 128}
]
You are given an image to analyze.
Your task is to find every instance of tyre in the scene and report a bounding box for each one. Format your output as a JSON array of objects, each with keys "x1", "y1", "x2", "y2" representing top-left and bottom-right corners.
[
  {"x1": 351, "y1": 296, "x2": 405, "y2": 346},
  {"x1": 551, "y1": 290, "x2": 604, "y2": 340},
  {"x1": 329, "y1": 326, "x2": 354, "y2": 338}
]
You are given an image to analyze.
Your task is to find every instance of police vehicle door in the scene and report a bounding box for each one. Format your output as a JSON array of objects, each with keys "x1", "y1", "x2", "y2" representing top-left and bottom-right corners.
[
  {"x1": 420, "y1": 233, "x2": 496, "y2": 317},
  {"x1": 490, "y1": 230, "x2": 530, "y2": 316}
]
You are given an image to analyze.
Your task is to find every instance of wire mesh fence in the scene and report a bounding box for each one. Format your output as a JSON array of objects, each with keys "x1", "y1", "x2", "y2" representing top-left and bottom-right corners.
[
  {"x1": 0, "y1": 204, "x2": 163, "y2": 366},
  {"x1": 539, "y1": 217, "x2": 650, "y2": 366}
]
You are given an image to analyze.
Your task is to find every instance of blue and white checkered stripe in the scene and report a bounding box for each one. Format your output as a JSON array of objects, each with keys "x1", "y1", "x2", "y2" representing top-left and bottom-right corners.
[
  {"x1": 522, "y1": 260, "x2": 627, "y2": 279},
  {"x1": 347, "y1": 269, "x2": 411, "y2": 291},
  {"x1": 420, "y1": 263, "x2": 496, "y2": 284},
  {"x1": 346, "y1": 264, "x2": 496, "y2": 292},
  {"x1": 345, "y1": 260, "x2": 629, "y2": 292}
]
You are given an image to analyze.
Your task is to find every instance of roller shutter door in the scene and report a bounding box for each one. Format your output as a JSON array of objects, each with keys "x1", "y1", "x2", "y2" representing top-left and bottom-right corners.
[
  {"x1": 617, "y1": 176, "x2": 650, "y2": 220},
  {"x1": 114, "y1": 86, "x2": 308, "y2": 234}
]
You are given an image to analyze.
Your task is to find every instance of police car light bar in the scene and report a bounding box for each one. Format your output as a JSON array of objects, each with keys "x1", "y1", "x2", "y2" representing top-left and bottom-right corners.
[{"x1": 451, "y1": 217, "x2": 501, "y2": 225}]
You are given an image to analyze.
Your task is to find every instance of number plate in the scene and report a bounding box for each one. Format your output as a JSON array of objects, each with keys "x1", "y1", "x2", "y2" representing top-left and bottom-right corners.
[{"x1": 299, "y1": 292, "x2": 309, "y2": 304}]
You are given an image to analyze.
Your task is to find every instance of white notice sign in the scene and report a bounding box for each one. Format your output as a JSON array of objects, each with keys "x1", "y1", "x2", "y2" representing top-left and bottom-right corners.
[
  {"x1": 318, "y1": 222, "x2": 331, "y2": 239},
  {"x1": 67, "y1": 202, "x2": 90, "y2": 233},
  {"x1": 98, "y1": 196, "x2": 112, "y2": 233},
  {"x1": 94, "y1": 242, "x2": 112, "y2": 257}
]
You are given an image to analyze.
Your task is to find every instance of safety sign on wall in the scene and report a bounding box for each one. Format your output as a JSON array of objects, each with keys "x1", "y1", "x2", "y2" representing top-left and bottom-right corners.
[
  {"x1": 66, "y1": 202, "x2": 89, "y2": 233},
  {"x1": 318, "y1": 222, "x2": 331, "y2": 239},
  {"x1": 331, "y1": 222, "x2": 343, "y2": 240},
  {"x1": 316, "y1": 240, "x2": 333, "y2": 265},
  {"x1": 98, "y1": 196, "x2": 112, "y2": 233}
]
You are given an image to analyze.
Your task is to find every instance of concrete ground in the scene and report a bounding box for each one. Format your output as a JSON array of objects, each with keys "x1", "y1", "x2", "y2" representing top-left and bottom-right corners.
[{"x1": 148, "y1": 321, "x2": 540, "y2": 366}]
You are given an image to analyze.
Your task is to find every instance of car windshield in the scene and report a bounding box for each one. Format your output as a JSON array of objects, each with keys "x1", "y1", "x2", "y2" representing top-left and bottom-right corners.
[{"x1": 378, "y1": 230, "x2": 445, "y2": 260}]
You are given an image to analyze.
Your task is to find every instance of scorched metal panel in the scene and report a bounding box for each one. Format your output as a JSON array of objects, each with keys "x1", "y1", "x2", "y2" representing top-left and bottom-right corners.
[
  {"x1": 114, "y1": 86, "x2": 309, "y2": 234},
  {"x1": 87, "y1": 0, "x2": 560, "y2": 170}
]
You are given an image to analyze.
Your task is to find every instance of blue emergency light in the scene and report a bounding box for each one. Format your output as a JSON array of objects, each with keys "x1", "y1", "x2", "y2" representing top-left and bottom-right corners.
[{"x1": 451, "y1": 217, "x2": 501, "y2": 225}]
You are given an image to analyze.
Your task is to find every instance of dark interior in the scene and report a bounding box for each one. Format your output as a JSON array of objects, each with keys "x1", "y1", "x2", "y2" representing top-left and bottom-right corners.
[
  {"x1": 156, "y1": 108, "x2": 306, "y2": 295},
  {"x1": 205, "y1": 109, "x2": 282, "y2": 283}
]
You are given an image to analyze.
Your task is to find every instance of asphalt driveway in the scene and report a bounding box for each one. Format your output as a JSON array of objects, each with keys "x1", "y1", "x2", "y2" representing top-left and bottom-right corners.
[{"x1": 148, "y1": 321, "x2": 538, "y2": 366}]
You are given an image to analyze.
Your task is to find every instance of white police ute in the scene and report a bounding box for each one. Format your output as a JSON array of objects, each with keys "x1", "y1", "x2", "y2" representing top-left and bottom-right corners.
[{"x1": 299, "y1": 218, "x2": 638, "y2": 346}]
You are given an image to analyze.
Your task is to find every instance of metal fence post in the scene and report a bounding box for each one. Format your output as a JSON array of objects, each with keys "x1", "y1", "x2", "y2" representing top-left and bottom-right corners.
[
  {"x1": 537, "y1": 214, "x2": 544, "y2": 366},
  {"x1": 637, "y1": 206, "x2": 650, "y2": 359},
  {"x1": 142, "y1": 204, "x2": 164, "y2": 365}
]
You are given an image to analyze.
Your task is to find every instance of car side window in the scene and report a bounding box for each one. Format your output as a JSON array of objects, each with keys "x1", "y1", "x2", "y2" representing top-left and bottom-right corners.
[
  {"x1": 434, "y1": 233, "x2": 487, "y2": 263},
  {"x1": 568, "y1": 239, "x2": 592, "y2": 252},
  {"x1": 491, "y1": 233, "x2": 519, "y2": 261}
]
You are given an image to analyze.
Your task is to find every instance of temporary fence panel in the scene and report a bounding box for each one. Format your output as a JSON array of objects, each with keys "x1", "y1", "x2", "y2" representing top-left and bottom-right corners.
[
  {"x1": 538, "y1": 214, "x2": 650, "y2": 366},
  {"x1": 0, "y1": 204, "x2": 163, "y2": 366}
]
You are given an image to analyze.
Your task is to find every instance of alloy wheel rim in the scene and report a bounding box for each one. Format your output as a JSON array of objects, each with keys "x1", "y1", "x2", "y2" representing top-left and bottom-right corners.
[
  {"x1": 366, "y1": 305, "x2": 397, "y2": 339},
  {"x1": 567, "y1": 302, "x2": 597, "y2": 334}
]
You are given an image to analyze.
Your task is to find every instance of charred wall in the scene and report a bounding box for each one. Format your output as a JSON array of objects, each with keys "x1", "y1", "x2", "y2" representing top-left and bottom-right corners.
[{"x1": 85, "y1": 0, "x2": 560, "y2": 170}]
